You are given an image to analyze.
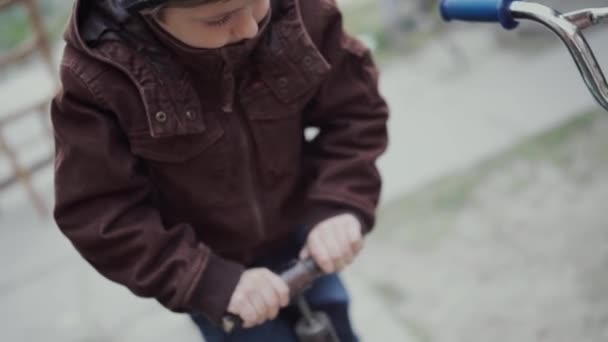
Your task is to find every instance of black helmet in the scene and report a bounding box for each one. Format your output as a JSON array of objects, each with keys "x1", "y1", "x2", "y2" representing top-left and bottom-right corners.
[
  {"x1": 120, "y1": 0, "x2": 165, "y2": 12},
  {"x1": 120, "y1": 0, "x2": 210, "y2": 12}
]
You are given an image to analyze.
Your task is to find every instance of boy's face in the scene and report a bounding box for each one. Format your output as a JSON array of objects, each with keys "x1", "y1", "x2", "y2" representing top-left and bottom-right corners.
[{"x1": 154, "y1": 0, "x2": 271, "y2": 49}]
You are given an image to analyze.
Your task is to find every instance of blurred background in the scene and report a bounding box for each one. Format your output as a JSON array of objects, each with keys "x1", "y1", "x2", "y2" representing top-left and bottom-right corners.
[{"x1": 1, "y1": 0, "x2": 608, "y2": 341}]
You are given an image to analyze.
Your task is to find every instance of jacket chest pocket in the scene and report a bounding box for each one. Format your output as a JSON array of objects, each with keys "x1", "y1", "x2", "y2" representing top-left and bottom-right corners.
[
  {"x1": 129, "y1": 109, "x2": 225, "y2": 163},
  {"x1": 128, "y1": 111, "x2": 234, "y2": 203}
]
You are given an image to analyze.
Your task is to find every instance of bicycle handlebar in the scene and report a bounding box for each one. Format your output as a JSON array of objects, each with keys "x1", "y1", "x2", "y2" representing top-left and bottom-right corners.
[
  {"x1": 440, "y1": 0, "x2": 608, "y2": 111},
  {"x1": 440, "y1": 0, "x2": 518, "y2": 29}
]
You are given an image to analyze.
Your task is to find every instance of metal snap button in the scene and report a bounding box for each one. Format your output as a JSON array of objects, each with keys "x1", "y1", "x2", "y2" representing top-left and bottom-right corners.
[
  {"x1": 278, "y1": 77, "x2": 288, "y2": 87},
  {"x1": 155, "y1": 111, "x2": 167, "y2": 123},
  {"x1": 303, "y1": 56, "x2": 313, "y2": 66},
  {"x1": 185, "y1": 111, "x2": 196, "y2": 120}
]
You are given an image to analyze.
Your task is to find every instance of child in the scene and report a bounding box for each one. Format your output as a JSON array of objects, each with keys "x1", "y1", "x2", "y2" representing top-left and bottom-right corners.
[{"x1": 51, "y1": 0, "x2": 388, "y2": 340}]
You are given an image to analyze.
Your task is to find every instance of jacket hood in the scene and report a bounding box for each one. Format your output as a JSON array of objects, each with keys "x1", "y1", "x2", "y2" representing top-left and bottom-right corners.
[{"x1": 64, "y1": 0, "x2": 133, "y2": 51}]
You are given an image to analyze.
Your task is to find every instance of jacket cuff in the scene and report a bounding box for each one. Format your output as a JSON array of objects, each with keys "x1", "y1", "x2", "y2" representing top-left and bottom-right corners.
[
  {"x1": 188, "y1": 252, "x2": 245, "y2": 325},
  {"x1": 298, "y1": 202, "x2": 374, "y2": 243}
]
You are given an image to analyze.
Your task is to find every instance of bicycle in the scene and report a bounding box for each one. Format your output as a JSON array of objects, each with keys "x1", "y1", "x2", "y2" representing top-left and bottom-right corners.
[{"x1": 439, "y1": 0, "x2": 608, "y2": 111}]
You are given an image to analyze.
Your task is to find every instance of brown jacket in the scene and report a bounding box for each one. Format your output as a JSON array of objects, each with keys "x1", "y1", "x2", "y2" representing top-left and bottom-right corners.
[{"x1": 51, "y1": 0, "x2": 388, "y2": 323}]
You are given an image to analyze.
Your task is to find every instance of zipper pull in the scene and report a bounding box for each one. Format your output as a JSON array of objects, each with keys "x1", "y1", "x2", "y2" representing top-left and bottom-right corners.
[{"x1": 222, "y1": 72, "x2": 235, "y2": 113}]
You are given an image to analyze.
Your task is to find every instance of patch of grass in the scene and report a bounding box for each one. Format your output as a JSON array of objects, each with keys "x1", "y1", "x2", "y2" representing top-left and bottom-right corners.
[
  {"x1": 402, "y1": 319, "x2": 434, "y2": 342},
  {"x1": 379, "y1": 109, "x2": 605, "y2": 232},
  {"x1": 342, "y1": 0, "x2": 444, "y2": 63},
  {"x1": 512, "y1": 110, "x2": 599, "y2": 161},
  {"x1": 372, "y1": 280, "x2": 408, "y2": 304},
  {"x1": 47, "y1": 9, "x2": 71, "y2": 41},
  {"x1": 342, "y1": 1, "x2": 387, "y2": 57},
  {"x1": 0, "y1": 1, "x2": 71, "y2": 52},
  {"x1": 342, "y1": 1, "x2": 382, "y2": 37},
  {"x1": 0, "y1": 8, "x2": 32, "y2": 50}
]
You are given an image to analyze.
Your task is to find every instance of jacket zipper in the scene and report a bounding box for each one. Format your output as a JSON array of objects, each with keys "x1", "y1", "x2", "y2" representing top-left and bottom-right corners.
[
  {"x1": 236, "y1": 113, "x2": 264, "y2": 238},
  {"x1": 225, "y1": 73, "x2": 265, "y2": 239}
]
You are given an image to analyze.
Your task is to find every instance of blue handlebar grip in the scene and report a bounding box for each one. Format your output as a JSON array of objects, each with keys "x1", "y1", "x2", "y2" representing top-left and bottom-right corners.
[{"x1": 440, "y1": 0, "x2": 519, "y2": 30}]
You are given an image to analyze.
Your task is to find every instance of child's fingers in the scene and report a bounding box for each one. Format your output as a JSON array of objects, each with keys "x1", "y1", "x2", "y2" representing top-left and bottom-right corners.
[
  {"x1": 308, "y1": 229, "x2": 335, "y2": 273},
  {"x1": 240, "y1": 299, "x2": 259, "y2": 328},
  {"x1": 255, "y1": 274, "x2": 281, "y2": 321},
  {"x1": 229, "y1": 291, "x2": 258, "y2": 328},
  {"x1": 248, "y1": 289, "x2": 268, "y2": 326},
  {"x1": 228, "y1": 268, "x2": 287, "y2": 328},
  {"x1": 227, "y1": 291, "x2": 246, "y2": 316},
  {"x1": 336, "y1": 224, "x2": 354, "y2": 266},
  {"x1": 320, "y1": 223, "x2": 346, "y2": 271},
  {"x1": 346, "y1": 222, "x2": 364, "y2": 254},
  {"x1": 266, "y1": 270, "x2": 290, "y2": 308}
]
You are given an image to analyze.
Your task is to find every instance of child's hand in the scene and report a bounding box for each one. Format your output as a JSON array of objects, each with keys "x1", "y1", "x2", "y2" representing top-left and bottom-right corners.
[
  {"x1": 299, "y1": 213, "x2": 364, "y2": 274},
  {"x1": 227, "y1": 268, "x2": 290, "y2": 328}
]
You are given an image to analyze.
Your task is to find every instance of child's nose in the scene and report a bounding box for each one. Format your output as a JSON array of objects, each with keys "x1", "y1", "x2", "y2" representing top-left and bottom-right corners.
[{"x1": 231, "y1": 10, "x2": 259, "y2": 41}]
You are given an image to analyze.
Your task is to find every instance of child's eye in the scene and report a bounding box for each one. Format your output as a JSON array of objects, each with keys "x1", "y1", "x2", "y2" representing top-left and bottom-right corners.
[{"x1": 204, "y1": 13, "x2": 233, "y2": 28}]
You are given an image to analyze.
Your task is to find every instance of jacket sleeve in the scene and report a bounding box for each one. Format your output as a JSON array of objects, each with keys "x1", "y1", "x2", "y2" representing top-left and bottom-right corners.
[
  {"x1": 51, "y1": 60, "x2": 243, "y2": 324},
  {"x1": 299, "y1": 0, "x2": 389, "y2": 234}
]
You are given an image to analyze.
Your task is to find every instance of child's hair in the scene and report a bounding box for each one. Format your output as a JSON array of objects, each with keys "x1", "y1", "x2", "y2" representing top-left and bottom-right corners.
[{"x1": 141, "y1": 0, "x2": 228, "y2": 19}]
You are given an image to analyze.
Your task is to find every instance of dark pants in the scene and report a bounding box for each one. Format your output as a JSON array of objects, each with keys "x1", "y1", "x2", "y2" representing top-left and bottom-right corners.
[{"x1": 190, "y1": 228, "x2": 360, "y2": 342}]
